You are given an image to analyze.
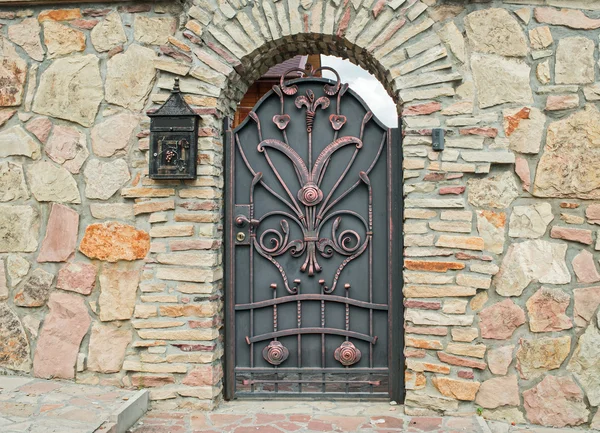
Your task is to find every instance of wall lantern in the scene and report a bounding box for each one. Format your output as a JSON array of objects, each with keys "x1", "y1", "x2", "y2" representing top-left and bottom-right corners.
[{"x1": 147, "y1": 78, "x2": 199, "y2": 180}]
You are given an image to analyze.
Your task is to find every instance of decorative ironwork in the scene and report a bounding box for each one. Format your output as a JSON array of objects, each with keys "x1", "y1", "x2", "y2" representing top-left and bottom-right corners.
[
  {"x1": 263, "y1": 341, "x2": 289, "y2": 366},
  {"x1": 227, "y1": 65, "x2": 400, "y2": 399},
  {"x1": 236, "y1": 66, "x2": 384, "y2": 292},
  {"x1": 334, "y1": 341, "x2": 362, "y2": 366}
]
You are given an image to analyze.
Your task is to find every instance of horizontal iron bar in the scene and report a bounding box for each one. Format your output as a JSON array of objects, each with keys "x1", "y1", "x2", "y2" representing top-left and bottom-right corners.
[
  {"x1": 234, "y1": 392, "x2": 389, "y2": 400},
  {"x1": 242, "y1": 379, "x2": 381, "y2": 385},
  {"x1": 235, "y1": 294, "x2": 388, "y2": 311},
  {"x1": 247, "y1": 327, "x2": 377, "y2": 344},
  {"x1": 235, "y1": 367, "x2": 388, "y2": 373}
]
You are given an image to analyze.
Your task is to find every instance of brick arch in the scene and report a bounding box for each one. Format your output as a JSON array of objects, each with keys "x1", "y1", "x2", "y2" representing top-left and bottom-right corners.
[{"x1": 182, "y1": 0, "x2": 465, "y2": 116}]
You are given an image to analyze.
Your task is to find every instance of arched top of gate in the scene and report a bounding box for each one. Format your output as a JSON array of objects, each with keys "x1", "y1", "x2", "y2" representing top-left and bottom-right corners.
[
  {"x1": 180, "y1": 0, "x2": 464, "y2": 112},
  {"x1": 233, "y1": 66, "x2": 390, "y2": 133}
]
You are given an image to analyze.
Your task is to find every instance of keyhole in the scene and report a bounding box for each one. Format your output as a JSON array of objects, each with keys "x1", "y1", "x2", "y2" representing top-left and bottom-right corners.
[{"x1": 236, "y1": 232, "x2": 246, "y2": 242}]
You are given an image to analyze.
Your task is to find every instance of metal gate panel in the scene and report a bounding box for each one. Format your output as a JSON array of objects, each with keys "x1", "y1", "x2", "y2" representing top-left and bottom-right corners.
[{"x1": 225, "y1": 67, "x2": 403, "y2": 400}]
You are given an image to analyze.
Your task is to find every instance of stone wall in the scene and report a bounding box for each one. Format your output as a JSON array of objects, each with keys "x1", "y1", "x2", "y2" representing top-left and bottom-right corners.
[{"x1": 1, "y1": 0, "x2": 600, "y2": 427}]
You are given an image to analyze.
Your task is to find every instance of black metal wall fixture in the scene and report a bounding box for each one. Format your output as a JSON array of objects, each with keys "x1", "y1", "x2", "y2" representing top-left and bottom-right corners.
[
  {"x1": 225, "y1": 67, "x2": 403, "y2": 401},
  {"x1": 148, "y1": 78, "x2": 200, "y2": 180}
]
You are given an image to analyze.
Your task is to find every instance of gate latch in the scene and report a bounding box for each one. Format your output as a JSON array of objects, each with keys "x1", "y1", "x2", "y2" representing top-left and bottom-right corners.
[{"x1": 233, "y1": 204, "x2": 251, "y2": 245}]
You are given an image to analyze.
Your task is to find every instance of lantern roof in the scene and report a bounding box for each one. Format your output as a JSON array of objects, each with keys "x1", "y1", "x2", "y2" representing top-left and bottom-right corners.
[{"x1": 147, "y1": 78, "x2": 197, "y2": 117}]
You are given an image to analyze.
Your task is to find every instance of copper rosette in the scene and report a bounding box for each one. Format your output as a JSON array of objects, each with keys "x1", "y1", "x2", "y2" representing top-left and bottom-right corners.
[
  {"x1": 263, "y1": 341, "x2": 289, "y2": 366},
  {"x1": 334, "y1": 341, "x2": 361, "y2": 366}
]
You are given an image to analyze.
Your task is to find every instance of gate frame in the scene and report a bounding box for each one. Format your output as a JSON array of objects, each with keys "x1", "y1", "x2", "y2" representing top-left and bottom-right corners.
[{"x1": 223, "y1": 81, "x2": 404, "y2": 402}]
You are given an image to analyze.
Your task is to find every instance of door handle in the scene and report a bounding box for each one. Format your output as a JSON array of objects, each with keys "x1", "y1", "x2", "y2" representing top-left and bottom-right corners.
[{"x1": 235, "y1": 215, "x2": 259, "y2": 228}]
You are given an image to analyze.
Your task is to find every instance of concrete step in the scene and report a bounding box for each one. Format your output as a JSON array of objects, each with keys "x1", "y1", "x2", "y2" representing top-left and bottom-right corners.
[{"x1": 95, "y1": 389, "x2": 149, "y2": 433}]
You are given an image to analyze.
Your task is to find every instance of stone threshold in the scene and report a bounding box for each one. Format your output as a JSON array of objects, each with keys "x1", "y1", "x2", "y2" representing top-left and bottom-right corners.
[
  {"x1": 129, "y1": 400, "x2": 599, "y2": 432},
  {"x1": 0, "y1": 376, "x2": 148, "y2": 433}
]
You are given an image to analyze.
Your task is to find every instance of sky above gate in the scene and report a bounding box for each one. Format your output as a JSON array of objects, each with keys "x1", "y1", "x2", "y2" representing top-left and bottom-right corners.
[{"x1": 321, "y1": 56, "x2": 398, "y2": 128}]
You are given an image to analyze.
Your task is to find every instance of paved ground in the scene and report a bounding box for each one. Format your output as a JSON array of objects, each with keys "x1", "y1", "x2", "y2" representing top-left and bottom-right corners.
[
  {"x1": 130, "y1": 400, "x2": 598, "y2": 433},
  {"x1": 0, "y1": 378, "x2": 594, "y2": 433},
  {"x1": 0, "y1": 376, "x2": 142, "y2": 433},
  {"x1": 130, "y1": 400, "x2": 485, "y2": 433}
]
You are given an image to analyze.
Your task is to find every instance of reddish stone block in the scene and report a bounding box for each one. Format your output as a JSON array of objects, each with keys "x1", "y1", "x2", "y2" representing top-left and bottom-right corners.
[
  {"x1": 561, "y1": 202, "x2": 580, "y2": 209},
  {"x1": 404, "y1": 300, "x2": 441, "y2": 310},
  {"x1": 71, "y1": 19, "x2": 98, "y2": 29},
  {"x1": 189, "y1": 318, "x2": 220, "y2": 328},
  {"x1": 586, "y1": 204, "x2": 600, "y2": 223},
  {"x1": 205, "y1": 41, "x2": 241, "y2": 67},
  {"x1": 38, "y1": 204, "x2": 79, "y2": 263},
  {"x1": 458, "y1": 370, "x2": 475, "y2": 379},
  {"x1": 404, "y1": 260, "x2": 465, "y2": 273},
  {"x1": 33, "y1": 292, "x2": 90, "y2": 379},
  {"x1": 194, "y1": 108, "x2": 220, "y2": 117},
  {"x1": 38, "y1": 8, "x2": 82, "y2": 22},
  {"x1": 171, "y1": 343, "x2": 216, "y2": 352},
  {"x1": 550, "y1": 226, "x2": 593, "y2": 245},
  {"x1": 107, "y1": 45, "x2": 123, "y2": 58},
  {"x1": 79, "y1": 222, "x2": 150, "y2": 262},
  {"x1": 455, "y1": 252, "x2": 493, "y2": 261},
  {"x1": 372, "y1": 0, "x2": 386, "y2": 18},
  {"x1": 403, "y1": 102, "x2": 442, "y2": 116},
  {"x1": 437, "y1": 352, "x2": 487, "y2": 370},
  {"x1": 480, "y1": 299, "x2": 526, "y2": 340},
  {"x1": 336, "y1": 7, "x2": 351, "y2": 37},
  {"x1": 160, "y1": 45, "x2": 193, "y2": 63},
  {"x1": 56, "y1": 262, "x2": 97, "y2": 295},
  {"x1": 423, "y1": 173, "x2": 447, "y2": 182},
  {"x1": 183, "y1": 30, "x2": 202, "y2": 45},
  {"x1": 546, "y1": 94, "x2": 579, "y2": 111},
  {"x1": 183, "y1": 364, "x2": 222, "y2": 386},
  {"x1": 515, "y1": 157, "x2": 531, "y2": 191},
  {"x1": 504, "y1": 107, "x2": 531, "y2": 136},
  {"x1": 82, "y1": 8, "x2": 111, "y2": 17},
  {"x1": 368, "y1": 18, "x2": 406, "y2": 51},
  {"x1": 439, "y1": 186, "x2": 466, "y2": 195},
  {"x1": 460, "y1": 127, "x2": 498, "y2": 138}
]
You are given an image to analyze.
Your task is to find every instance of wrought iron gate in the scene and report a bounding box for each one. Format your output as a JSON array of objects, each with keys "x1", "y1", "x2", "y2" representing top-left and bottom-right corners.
[{"x1": 225, "y1": 67, "x2": 402, "y2": 400}]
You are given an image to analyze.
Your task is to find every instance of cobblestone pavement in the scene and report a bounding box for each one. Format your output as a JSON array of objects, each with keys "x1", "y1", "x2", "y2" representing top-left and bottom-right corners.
[
  {"x1": 130, "y1": 401, "x2": 485, "y2": 433},
  {"x1": 0, "y1": 376, "x2": 139, "y2": 433}
]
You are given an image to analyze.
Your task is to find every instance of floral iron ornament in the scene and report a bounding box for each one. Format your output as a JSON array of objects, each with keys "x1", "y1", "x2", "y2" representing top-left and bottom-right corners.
[
  {"x1": 235, "y1": 66, "x2": 386, "y2": 295},
  {"x1": 334, "y1": 341, "x2": 362, "y2": 366},
  {"x1": 263, "y1": 341, "x2": 289, "y2": 366}
]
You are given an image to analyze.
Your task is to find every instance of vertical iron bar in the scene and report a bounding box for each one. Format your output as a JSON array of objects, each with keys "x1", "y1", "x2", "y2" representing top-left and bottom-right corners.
[
  {"x1": 345, "y1": 283, "x2": 350, "y2": 395},
  {"x1": 368, "y1": 152, "x2": 374, "y2": 395},
  {"x1": 297, "y1": 285, "x2": 302, "y2": 393},
  {"x1": 321, "y1": 287, "x2": 325, "y2": 394},
  {"x1": 224, "y1": 117, "x2": 235, "y2": 400},
  {"x1": 249, "y1": 151, "x2": 255, "y2": 394},
  {"x1": 272, "y1": 283, "x2": 278, "y2": 394},
  {"x1": 389, "y1": 123, "x2": 404, "y2": 403}
]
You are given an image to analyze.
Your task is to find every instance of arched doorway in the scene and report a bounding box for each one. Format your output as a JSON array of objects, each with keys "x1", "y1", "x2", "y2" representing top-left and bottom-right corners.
[{"x1": 224, "y1": 61, "x2": 403, "y2": 401}]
